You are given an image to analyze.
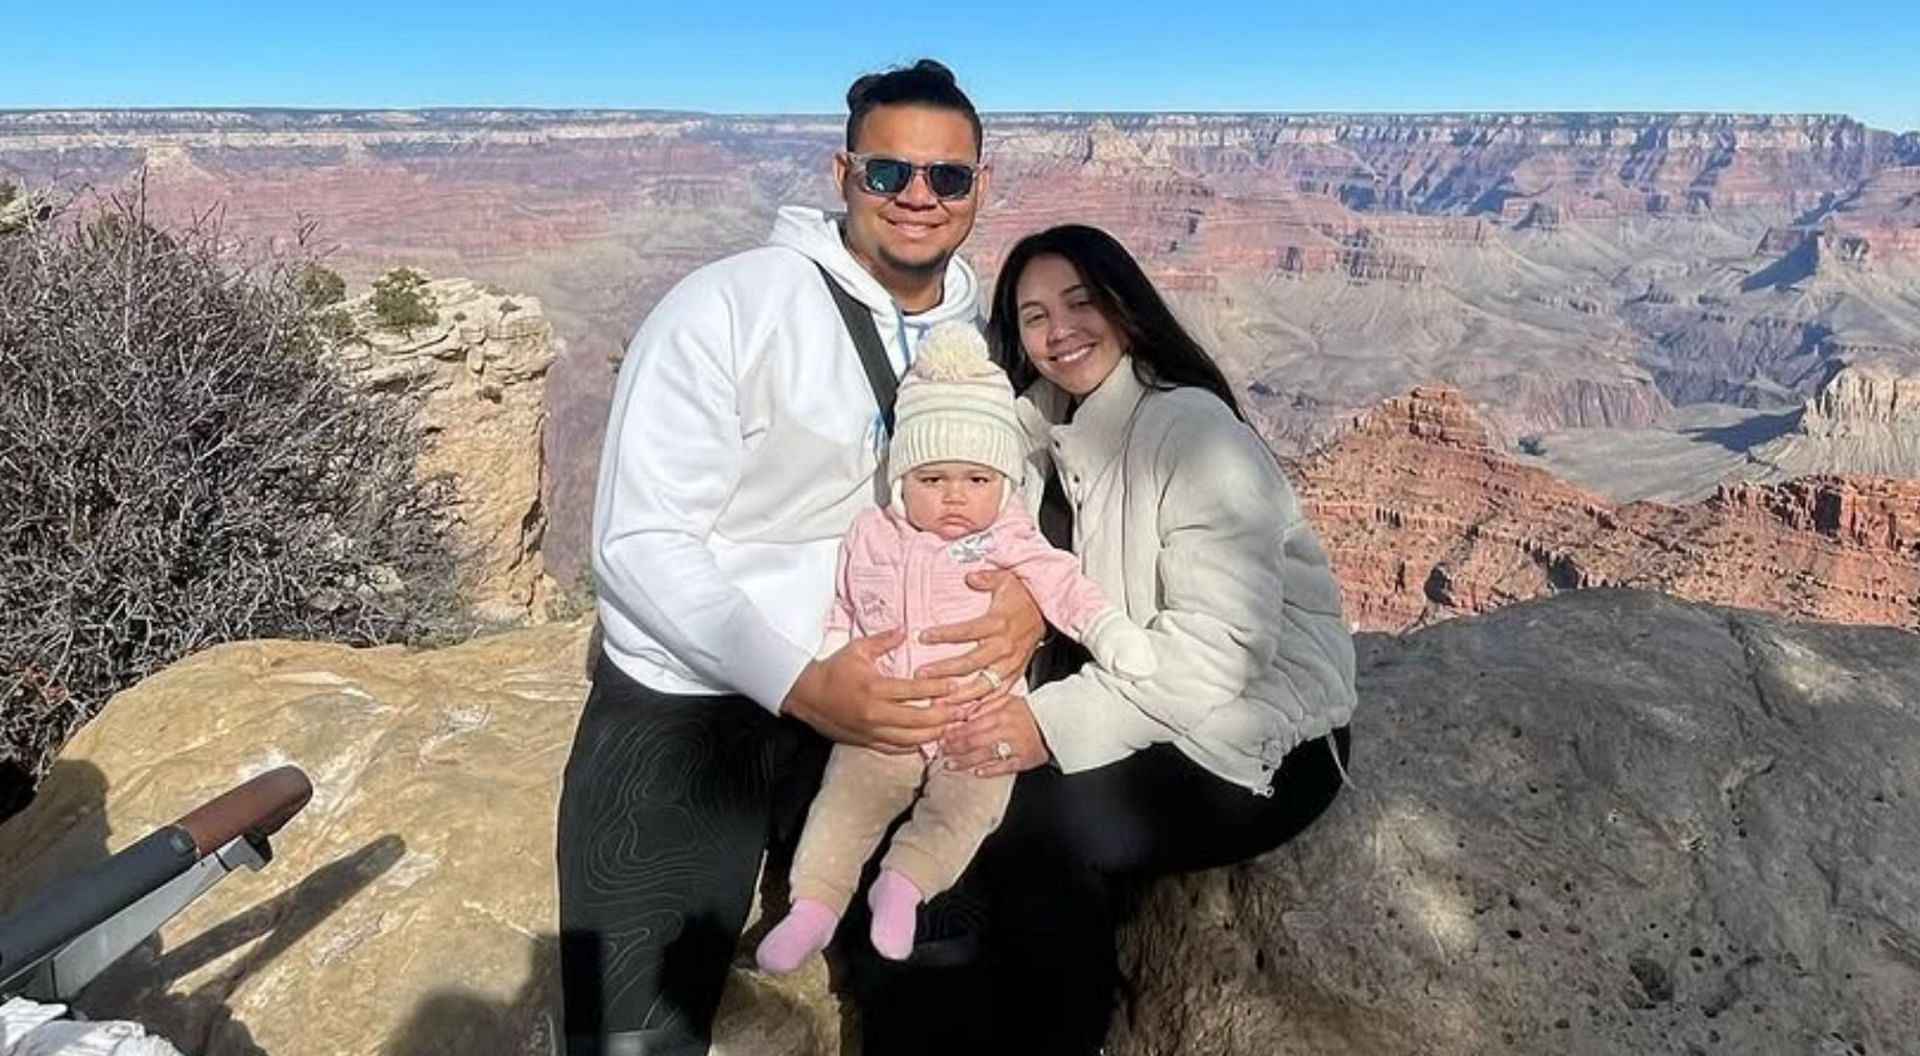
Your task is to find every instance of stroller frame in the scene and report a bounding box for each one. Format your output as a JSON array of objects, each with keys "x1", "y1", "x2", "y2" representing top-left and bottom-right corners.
[{"x1": 0, "y1": 767, "x2": 312, "y2": 1003}]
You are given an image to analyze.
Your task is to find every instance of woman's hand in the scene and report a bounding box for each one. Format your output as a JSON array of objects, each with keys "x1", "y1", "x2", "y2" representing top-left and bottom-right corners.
[
  {"x1": 916, "y1": 568, "x2": 1046, "y2": 708},
  {"x1": 941, "y1": 693, "x2": 1050, "y2": 777}
]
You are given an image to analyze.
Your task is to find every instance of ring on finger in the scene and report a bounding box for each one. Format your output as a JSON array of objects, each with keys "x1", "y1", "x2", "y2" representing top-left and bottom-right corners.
[
  {"x1": 993, "y1": 739, "x2": 1013, "y2": 760},
  {"x1": 978, "y1": 667, "x2": 1003, "y2": 689}
]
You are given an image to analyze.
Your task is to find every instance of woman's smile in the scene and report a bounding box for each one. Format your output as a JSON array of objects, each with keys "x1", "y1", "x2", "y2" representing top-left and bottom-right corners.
[{"x1": 1047, "y1": 341, "x2": 1097, "y2": 365}]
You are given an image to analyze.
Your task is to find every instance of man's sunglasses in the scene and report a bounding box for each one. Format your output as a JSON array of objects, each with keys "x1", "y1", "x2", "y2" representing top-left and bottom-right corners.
[{"x1": 844, "y1": 153, "x2": 982, "y2": 200}]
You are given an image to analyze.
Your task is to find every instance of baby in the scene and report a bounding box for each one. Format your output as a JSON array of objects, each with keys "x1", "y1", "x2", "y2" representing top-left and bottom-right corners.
[{"x1": 755, "y1": 322, "x2": 1155, "y2": 972}]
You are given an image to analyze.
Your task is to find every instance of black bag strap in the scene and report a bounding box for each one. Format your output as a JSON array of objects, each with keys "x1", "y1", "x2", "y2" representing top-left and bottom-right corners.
[{"x1": 815, "y1": 263, "x2": 900, "y2": 436}]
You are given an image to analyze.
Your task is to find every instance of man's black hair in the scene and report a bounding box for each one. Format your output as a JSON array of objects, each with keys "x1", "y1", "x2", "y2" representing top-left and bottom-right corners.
[{"x1": 845, "y1": 59, "x2": 982, "y2": 158}]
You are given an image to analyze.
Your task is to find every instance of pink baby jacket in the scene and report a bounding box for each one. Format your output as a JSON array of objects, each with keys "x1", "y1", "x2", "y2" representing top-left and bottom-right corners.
[{"x1": 824, "y1": 503, "x2": 1114, "y2": 683}]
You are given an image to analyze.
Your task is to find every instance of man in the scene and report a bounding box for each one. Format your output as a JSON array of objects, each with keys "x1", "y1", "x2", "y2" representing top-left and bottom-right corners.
[{"x1": 558, "y1": 59, "x2": 1043, "y2": 1056}]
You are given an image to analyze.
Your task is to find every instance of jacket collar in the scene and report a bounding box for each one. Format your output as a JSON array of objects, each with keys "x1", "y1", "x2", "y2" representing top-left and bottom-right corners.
[{"x1": 1024, "y1": 360, "x2": 1152, "y2": 476}]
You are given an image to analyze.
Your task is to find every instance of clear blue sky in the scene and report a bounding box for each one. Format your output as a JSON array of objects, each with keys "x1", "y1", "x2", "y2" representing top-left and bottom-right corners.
[{"x1": 7, "y1": 1, "x2": 1916, "y2": 131}]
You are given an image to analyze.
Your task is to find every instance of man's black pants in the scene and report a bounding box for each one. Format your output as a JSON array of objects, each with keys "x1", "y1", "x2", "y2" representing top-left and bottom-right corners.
[{"x1": 556, "y1": 655, "x2": 829, "y2": 1056}]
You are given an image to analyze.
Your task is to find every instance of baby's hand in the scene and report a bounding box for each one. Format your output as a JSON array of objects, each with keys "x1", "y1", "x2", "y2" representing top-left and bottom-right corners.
[{"x1": 1082, "y1": 607, "x2": 1157, "y2": 679}]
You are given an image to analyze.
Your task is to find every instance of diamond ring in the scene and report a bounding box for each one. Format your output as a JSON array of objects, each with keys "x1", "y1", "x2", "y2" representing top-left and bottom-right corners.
[
  {"x1": 993, "y1": 739, "x2": 1013, "y2": 760},
  {"x1": 978, "y1": 667, "x2": 1003, "y2": 689}
]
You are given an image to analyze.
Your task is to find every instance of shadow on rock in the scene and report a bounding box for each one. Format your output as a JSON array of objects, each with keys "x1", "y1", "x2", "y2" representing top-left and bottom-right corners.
[
  {"x1": 1678, "y1": 410, "x2": 1801, "y2": 452},
  {"x1": 0, "y1": 759, "x2": 113, "y2": 912},
  {"x1": 0, "y1": 757, "x2": 35, "y2": 825},
  {"x1": 79, "y1": 834, "x2": 408, "y2": 1054},
  {"x1": 383, "y1": 933, "x2": 560, "y2": 1056}
]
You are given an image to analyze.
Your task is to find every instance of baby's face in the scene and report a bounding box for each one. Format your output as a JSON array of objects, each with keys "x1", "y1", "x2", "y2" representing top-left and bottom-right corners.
[{"x1": 901, "y1": 461, "x2": 1004, "y2": 539}]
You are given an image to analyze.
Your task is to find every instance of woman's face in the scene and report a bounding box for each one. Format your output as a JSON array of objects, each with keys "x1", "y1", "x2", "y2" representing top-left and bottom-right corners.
[{"x1": 1013, "y1": 253, "x2": 1127, "y2": 398}]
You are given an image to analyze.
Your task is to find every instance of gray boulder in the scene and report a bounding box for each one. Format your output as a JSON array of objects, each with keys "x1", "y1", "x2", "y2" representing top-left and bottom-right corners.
[{"x1": 1114, "y1": 588, "x2": 1920, "y2": 1056}]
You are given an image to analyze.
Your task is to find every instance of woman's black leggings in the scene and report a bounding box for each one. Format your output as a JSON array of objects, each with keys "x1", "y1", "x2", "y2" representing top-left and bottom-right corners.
[{"x1": 859, "y1": 726, "x2": 1353, "y2": 1056}]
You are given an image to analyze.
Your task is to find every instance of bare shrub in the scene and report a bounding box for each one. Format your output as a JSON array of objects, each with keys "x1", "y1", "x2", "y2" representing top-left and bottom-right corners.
[{"x1": 0, "y1": 191, "x2": 470, "y2": 787}]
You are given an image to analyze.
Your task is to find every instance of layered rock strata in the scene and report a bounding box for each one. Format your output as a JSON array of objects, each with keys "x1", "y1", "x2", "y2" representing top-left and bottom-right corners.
[
  {"x1": 1751, "y1": 362, "x2": 1920, "y2": 478},
  {"x1": 329, "y1": 277, "x2": 561, "y2": 622},
  {"x1": 1295, "y1": 387, "x2": 1920, "y2": 632}
]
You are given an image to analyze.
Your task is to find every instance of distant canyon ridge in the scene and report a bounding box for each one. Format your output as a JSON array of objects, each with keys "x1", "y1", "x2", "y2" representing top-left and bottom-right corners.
[{"x1": 4, "y1": 108, "x2": 1918, "y2": 584}]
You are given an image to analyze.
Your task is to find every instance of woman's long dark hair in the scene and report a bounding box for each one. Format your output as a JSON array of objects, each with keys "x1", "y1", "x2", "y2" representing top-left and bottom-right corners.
[{"x1": 986, "y1": 224, "x2": 1245, "y2": 420}]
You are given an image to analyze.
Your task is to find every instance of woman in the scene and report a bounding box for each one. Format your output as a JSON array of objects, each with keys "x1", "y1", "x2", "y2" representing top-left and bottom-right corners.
[{"x1": 937, "y1": 223, "x2": 1359, "y2": 1055}]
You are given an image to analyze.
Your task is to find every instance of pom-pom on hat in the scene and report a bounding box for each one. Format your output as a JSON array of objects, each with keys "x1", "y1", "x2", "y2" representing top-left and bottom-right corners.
[{"x1": 888, "y1": 321, "x2": 1025, "y2": 486}]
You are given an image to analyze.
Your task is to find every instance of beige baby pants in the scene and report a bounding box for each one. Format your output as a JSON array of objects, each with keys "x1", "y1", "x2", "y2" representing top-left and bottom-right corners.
[{"x1": 789, "y1": 743, "x2": 1015, "y2": 914}]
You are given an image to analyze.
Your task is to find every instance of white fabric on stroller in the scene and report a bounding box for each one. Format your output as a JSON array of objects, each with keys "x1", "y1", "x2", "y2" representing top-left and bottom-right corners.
[{"x1": 0, "y1": 999, "x2": 180, "y2": 1056}]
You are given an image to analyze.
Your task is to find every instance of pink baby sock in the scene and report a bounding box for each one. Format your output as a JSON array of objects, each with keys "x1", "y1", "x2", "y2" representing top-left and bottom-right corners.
[
  {"x1": 867, "y1": 869, "x2": 924, "y2": 961},
  {"x1": 754, "y1": 898, "x2": 839, "y2": 973}
]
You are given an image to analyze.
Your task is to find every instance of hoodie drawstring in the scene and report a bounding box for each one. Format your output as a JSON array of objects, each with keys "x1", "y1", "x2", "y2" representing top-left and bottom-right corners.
[
  {"x1": 894, "y1": 311, "x2": 917, "y2": 374},
  {"x1": 876, "y1": 311, "x2": 925, "y2": 438}
]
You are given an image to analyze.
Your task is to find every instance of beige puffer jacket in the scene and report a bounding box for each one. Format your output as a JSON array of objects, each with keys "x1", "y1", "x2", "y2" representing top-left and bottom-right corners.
[{"x1": 1015, "y1": 363, "x2": 1358, "y2": 793}]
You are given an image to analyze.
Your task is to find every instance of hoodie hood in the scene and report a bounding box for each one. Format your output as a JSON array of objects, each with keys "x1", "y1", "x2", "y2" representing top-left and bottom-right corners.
[{"x1": 768, "y1": 205, "x2": 981, "y2": 327}]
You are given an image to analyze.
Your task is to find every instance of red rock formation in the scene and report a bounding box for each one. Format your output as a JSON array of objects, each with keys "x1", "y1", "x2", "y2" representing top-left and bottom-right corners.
[
  {"x1": 1827, "y1": 165, "x2": 1920, "y2": 264},
  {"x1": 5, "y1": 109, "x2": 1900, "y2": 315},
  {"x1": 1711, "y1": 477, "x2": 1920, "y2": 551},
  {"x1": 1239, "y1": 111, "x2": 1904, "y2": 216},
  {"x1": 968, "y1": 140, "x2": 1445, "y2": 290},
  {"x1": 1750, "y1": 166, "x2": 1920, "y2": 274},
  {"x1": 1295, "y1": 388, "x2": 1920, "y2": 632}
]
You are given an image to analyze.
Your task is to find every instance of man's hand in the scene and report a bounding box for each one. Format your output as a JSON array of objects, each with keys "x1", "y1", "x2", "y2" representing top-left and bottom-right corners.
[
  {"x1": 781, "y1": 628, "x2": 960, "y2": 750},
  {"x1": 941, "y1": 694, "x2": 1049, "y2": 777},
  {"x1": 916, "y1": 568, "x2": 1046, "y2": 708}
]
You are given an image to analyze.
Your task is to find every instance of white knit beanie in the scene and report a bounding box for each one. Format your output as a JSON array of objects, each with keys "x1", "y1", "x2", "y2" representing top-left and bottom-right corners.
[{"x1": 888, "y1": 321, "x2": 1025, "y2": 487}]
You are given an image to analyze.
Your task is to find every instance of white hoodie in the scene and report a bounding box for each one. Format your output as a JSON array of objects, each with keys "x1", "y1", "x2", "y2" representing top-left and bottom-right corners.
[
  {"x1": 0, "y1": 997, "x2": 182, "y2": 1055},
  {"x1": 592, "y1": 206, "x2": 983, "y2": 709}
]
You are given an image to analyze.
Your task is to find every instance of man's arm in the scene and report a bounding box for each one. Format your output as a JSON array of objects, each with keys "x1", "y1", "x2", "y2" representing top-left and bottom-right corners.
[
  {"x1": 591, "y1": 274, "x2": 814, "y2": 711},
  {"x1": 593, "y1": 275, "x2": 957, "y2": 741}
]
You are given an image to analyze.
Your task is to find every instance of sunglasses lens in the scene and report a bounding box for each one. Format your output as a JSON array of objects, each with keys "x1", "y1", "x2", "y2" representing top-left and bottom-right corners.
[
  {"x1": 927, "y1": 164, "x2": 976, "y2": 199},
  {"x1": 861, "y1": 158, "x2": 912, "y2": 195}
]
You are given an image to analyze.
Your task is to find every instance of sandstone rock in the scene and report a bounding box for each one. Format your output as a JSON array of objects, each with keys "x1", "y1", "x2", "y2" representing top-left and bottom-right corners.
[
  {"x1": 1111, "y1": 589, "x2": 1920, "y2": 1056},
  {"x1": 3, "y1": 593, "x2": 1916, "y2": 1054},
  {"x1": 1751, "y1": 362, "x2": 1920, "y2": 478},
  {"x1": 0, "y1": 622, "x2": 837, "y2": 1056},
  {"x1": 19, "y1": 541, "x2": 1897, "y2": 1052},
  {"x1": 1710, "y1": 475, "x2": 1920, "y2": 553},
  {"x1": 1799, "y1": 363, "x2": 1920, "y2": 436},
  {"x1": 1807, "y1": 166, "x2": 1920, "y2": 270},
  {"x1": 330, "y1": 278, "x2": 562, "y2": 624}
]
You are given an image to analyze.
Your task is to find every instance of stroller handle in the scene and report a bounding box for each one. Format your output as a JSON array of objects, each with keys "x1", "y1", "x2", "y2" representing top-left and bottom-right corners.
[
  {"x1": 176, "y1": 766, "x2": 313, "y2": 857},
  {"x1": 0, "y1": 765, "x2": 314, "y2": 999}
]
